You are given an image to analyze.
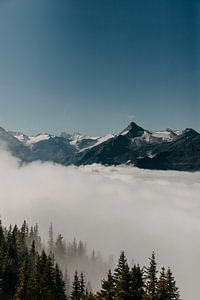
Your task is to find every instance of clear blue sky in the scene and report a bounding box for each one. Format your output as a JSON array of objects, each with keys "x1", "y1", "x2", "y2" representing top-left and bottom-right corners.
[{"x1": 0, "y1": 0, "x2": 199, "y2": 135}]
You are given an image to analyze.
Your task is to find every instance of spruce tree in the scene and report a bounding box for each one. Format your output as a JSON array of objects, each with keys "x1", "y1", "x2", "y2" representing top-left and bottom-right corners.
[
  {"x1": 55, "y1": 234, "x2": 66, "y2": 265},
  {"x1": 144, "y1": 252, "x2": 158, "y2": 300},
  {"x1": 114, "y1": 251, "x2": 131, "y2": 300},
  {"x1": 30, "y1": 251, "x2": 48, "y2": 299},
  {"x1": 44, "y1": 255, "x2": 56, "y2": 298},
  {"x1": 130, "y1": 264, "x2": 144, "y2": 300},
  {"x1": 48, "y1": 223, "x2": 54, "y2": 258},
  {"x1": 166, "y1": 268, "x2": 180, "y2": 300},
  {"x1": 54, "y1": 263, "x2": 66, "y2": 300},
  {"x1": 157, "y1": 267, "x2": 167, "y2": 300},
  {"x1": 80, "y1": 272, "x2": 86, "y2": 299},
  {"x1": 4, "y1": 228, "x2": 19, "y2": 296},
  {"x1": 71, "y1": 270, "x2": 81, "y2": 300},
  {"x1": 98, "y1": 269, "x2": 115, "y2": 300},
  {"x1": 15, "y1": 254, "x2": 30, "y2": 300}
]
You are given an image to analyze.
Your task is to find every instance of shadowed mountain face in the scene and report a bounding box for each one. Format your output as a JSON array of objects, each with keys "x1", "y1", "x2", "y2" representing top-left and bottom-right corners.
[{"x1": 0, "y1": 122, "x2": 199, "y2": 171}]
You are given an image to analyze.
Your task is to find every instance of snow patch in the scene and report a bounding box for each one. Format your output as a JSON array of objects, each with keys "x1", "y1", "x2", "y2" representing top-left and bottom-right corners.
[
  {"x1": 152, "y1": 130, "x2": 175, "y2": 141},
  {"x1": 27, "y1": 134, "x2": 52, "y2": 145}
]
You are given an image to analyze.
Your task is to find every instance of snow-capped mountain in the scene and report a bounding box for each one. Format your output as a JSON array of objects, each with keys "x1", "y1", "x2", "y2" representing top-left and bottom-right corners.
[
  {"x1": 74, "y1": 122, "x2": 200, "y2": 171},
  {"x1": 1, "y1": 122, "x2": 200, "y2": 171}
]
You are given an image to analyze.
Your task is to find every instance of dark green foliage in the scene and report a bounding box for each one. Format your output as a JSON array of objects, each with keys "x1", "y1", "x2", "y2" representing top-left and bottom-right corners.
[
  {"x1": 144, "y1": 252, "x2": 158, "y2": 300},
  {"x1": 113, "y1": 251, "x2": 132, "y2": 300},
  {"x1": 54, "y1": 263, "x2": 66, "y2": 300},
  {"x1": 96, "y1": 252, "x2": 180, "y2": 300},
  {"x1": 130, "y1": 264, "x2": 144, "y2": 300},
  {"x1": 26, "y1": 251, "x2": 66, "y2": 300},
  {"x1": 71, "y1": 271, "x2": 86, "y2": 300},
  {"x1": 0, "y1": 220, "x2": 65, "y2": 300},
  {"x1": 0, "y1": 219, "x2": 181, "y2": 300},
  {"x1": 71, "y1": 270, "x2": 81, "y2": 300},
  {"x1": 165, "y1": 268, "x2": 180, "y2": 300},
  {"x1": 80, "y1": 272, "x2": 86, "y2": 299},
  {"x1": 2, "y1": 227, "x2": 19, "y2": 297},
  {"x1": 157, "y1": 267, "x2": 168, "y2": 300},
  {"x1": 98, "y1": 269, "x2": 115, "y2": 300},
  {"x1": 15, "y1": 254, "x2": 30, "y2": 299}
]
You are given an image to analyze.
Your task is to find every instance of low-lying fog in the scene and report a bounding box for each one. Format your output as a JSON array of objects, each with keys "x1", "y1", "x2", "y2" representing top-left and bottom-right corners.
[{"x1": 0, "y1": 149, "x2": 199, "y2": 299}]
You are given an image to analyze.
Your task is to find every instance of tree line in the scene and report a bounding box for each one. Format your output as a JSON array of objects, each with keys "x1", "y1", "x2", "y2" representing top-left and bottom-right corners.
[
  {"x1": 0, "y1": 220, "x2": 181, "y2": 299},
  {"x1": 70, "y1": 251, "x2": 180, "y2": 300},
  {"x1": 47, "y1": 223, "x2": 113, "y2": 294}
]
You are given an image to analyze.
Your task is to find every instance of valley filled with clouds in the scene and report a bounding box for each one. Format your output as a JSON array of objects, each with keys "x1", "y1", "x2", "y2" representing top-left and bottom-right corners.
[{"x1": 0, "y1": 149, "x2": 199, "y2": 299}]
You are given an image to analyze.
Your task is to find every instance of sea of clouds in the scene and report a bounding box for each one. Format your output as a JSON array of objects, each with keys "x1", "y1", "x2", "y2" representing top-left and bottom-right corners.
[{"x1": 0, "y1": 149, "x2": 199, "y2": 299}]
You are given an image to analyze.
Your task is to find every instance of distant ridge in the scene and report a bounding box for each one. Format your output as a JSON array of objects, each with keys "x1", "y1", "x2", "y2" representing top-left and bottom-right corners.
[{"x1": 0, "y1": 122, "x2": 198, "y2": 171}]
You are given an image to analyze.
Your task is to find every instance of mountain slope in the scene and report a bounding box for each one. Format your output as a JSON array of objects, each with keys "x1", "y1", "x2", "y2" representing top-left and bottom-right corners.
[
  {"x1": 75, "y1": 122, "x2": 200, "y2": 171},
  {"x1": 0, "y1": 122, "x2": 200, "y2": 171}
]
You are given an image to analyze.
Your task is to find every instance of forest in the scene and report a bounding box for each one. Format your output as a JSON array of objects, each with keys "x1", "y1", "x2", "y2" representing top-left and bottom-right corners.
[{"x1": 0, "y1": 220, "x2": 181, "y2": 300}]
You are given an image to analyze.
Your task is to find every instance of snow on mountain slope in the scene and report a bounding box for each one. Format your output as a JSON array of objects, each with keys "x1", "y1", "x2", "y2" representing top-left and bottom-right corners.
[
  {"x1": 13, "y1": 129, "x2": 113, "y2": 152},
  {"x1": 69, "y1": 133, "x2": 114, "y2": 151},
  {"x1": 96, "y1": 134, "x2": 115, "y2": 144},
  {"x1": 2, "y1": 122, "x2": 200, "y2": 171},
  {"x1": 8, "y1": 131, "x2": 29, "y2": 144},
  {"x1": 152, "y1": 129, "x2": 176, "y2": 141},
  {"x1": 14, "y1": 133, "x2": 27, "y2": 142},
  {"x1": 69, "y1": 134, "x2": 98, "y2": 149},
  {"x1": 26, "y1": 134, "x2": 53, "y2": 145},
  {"x1": 13, "y1": 132, "x2": 53, "y2": 145}
]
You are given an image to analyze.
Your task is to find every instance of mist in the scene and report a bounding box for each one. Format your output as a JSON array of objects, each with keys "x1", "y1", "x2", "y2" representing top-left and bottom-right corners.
[{"x1": 0, "y1": 149, "x2": 199, "y2": 299}]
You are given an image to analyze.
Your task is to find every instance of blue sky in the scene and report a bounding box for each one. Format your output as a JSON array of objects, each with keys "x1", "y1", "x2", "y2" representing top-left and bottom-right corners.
[{"x1": 0, "y1": 0, "x2": 199, "y2": 135}]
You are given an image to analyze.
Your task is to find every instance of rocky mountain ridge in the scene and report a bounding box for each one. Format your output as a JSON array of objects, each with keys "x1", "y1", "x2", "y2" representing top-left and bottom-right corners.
[{"x1": 0, "y1": 122, "x2": 199, "y2": 171}]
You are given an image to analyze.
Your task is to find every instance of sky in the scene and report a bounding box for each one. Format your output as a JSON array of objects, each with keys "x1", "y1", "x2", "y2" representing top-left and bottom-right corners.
[
  {"x1": 0, "y1": 0, "x2": 199, "y2": 135},
  {"x1": 1, "y1": 149, "x2": 200, "y2": 299}
]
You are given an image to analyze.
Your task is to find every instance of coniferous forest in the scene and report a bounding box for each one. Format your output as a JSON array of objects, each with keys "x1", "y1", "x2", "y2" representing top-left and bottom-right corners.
[{"x1": 0, "y1": 220, "x2": 181, "y2": 300}]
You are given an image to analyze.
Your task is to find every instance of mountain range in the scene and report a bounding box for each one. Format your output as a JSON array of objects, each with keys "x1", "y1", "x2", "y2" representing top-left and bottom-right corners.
[{"x1": 0, "y1": 122, "x2": 199, "y2": 171}]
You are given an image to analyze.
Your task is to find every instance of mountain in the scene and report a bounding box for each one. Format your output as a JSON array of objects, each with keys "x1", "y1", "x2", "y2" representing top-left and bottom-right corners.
[
  {"x1": 0, "y1": 127, "x2": 30, "y2": 160},
  {"x1": 74, "y1": 122, "x2": 200, "y2": 171},
  {"x1": 1, "y1": 122, "x2": 200, "y2": 171}
]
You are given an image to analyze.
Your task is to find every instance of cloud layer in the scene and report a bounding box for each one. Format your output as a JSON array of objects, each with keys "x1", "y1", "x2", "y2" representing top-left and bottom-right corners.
[{"x1": 0, "y1": 149, "x2": 199, "y2": 299}]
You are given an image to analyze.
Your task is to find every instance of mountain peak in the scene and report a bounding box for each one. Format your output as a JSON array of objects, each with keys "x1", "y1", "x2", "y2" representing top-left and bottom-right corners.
[
  {"x1": 120, "y1": 122, "x2": 145, "y2": 138},
  {"x1": 182, "y1": 128, "x2": 199, "y2": 137}
]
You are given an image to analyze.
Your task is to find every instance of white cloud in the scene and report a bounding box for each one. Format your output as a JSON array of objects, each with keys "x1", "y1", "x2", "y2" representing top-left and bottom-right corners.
[
  {"x1": 127, "y1": 114, "x2": 135, "y2": 121},
  {"x1": 0, "y1": 149, "x2": 199, "y2": 299}
]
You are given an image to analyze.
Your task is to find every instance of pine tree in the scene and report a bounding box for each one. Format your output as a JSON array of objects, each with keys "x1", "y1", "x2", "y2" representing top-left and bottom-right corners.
[
  {"x1": 113, "y1": 251, "x2": 131, "y2": 300},
  {"x1": 130, "y1": 264, "x2": 144, "y2": 300},
  {"x1": 30, "y1": 251, "x2": 48, "y2": 298},
  {"x1": 29, "y1": 240, "x2": 37, "y2": 272},
  {"x1": 48, "y1": 223, "x2": 54, "y2": 258},
  {"x1": 98, "y1": 269, "x2": 115, "y2": 300},
  {"x1": 3, "y1": 228, "x2": 19, "y2": 296},
  {"x1": 54, "y1": 263, "x2": 66, "y2": 300},
  {"x1": 166, "y1": 268, "x2": 180, "y2": 300},
  {"x1": 157, "y1": 267, "x2": 167, "y2": 300},
  {"x1": 27, "y1": 252, "x2": 38, "y2": 298},
  {"x1": 0, "y1": 219, "x2": 183, "y2": 300},
  {"x1": 80, "y1": 272, "x2": 86, "y2": 299},
  {"x1": 71, "y1": 270, "x2": 81, "y2": 300},
  {"x1": 55, "y1": 234, "x2": 66, "y2": 265},
  {"x1": 144, "y1": 252, "x2": 158, "y2": 300},
  {"x1": 44, "y1": 255, "x2": 56, "y2": 298},
  {"x1": 15, "y1": 254, "x2": 30, "y2": 300}
]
